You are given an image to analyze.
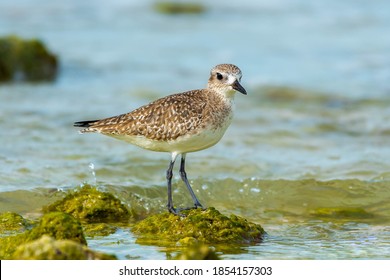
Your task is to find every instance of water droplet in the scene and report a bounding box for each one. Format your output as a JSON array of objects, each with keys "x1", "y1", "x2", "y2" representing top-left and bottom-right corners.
[
  {"x1": 89, "y1": 162, "x2": 97, "y2": 185},
  {"x1": 250, "y1": 187, "x2": 261, "y2": 193}
]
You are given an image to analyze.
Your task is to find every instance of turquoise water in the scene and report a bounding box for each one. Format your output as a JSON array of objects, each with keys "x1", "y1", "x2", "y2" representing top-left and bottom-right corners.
[{"x1": 0, "y1": 0, "x2": 389, "y2": 259}]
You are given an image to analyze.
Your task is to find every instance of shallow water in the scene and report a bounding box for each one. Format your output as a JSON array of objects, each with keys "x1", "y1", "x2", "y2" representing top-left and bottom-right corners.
[{"x1": 1, "y1": 0, "x2": 390, "y2": 259}]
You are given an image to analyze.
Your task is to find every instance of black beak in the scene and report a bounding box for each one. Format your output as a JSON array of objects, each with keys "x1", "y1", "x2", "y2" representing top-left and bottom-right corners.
[{"x1": 232, "y1": 80, "x2": 247, "y2": 95}]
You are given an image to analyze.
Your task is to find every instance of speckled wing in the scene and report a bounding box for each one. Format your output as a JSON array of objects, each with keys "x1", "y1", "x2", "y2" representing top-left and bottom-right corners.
[{"x1": 77, "y1": 90, "x2": 208, "y2": 141}]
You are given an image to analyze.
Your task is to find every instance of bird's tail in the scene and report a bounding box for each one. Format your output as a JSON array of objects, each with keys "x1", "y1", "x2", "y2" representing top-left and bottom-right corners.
[
  {"x1": 74, "y1": 120, "x2": 100, "y2": 133},
  {"x1": 74, "y1": 120, "x2": 99, "y2": 127}
]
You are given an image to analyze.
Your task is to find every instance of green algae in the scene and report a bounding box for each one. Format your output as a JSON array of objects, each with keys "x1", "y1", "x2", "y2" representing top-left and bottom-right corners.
[
  {"x1": 0, "y1": 35, "x2": 58, "y2": 82},
  {"x1": 12, "y1": 235, "x2": 116, "y2": 260},
  {"x1": 310, "y1": 207, "x2": 374, "y2": 219},
  {"x1": 43, "y1": 184, "x2": 131, "y2": 223},
  {"x1": 153, "y1": 2, "x2": 205, "y2": 15},
  {"x1": 83, "y1": 223, "x2": 118, "y2": 237},
  {"x1": 28, "y1": 212, "x2": 86, "y2": 245},
  {"x1": 0, "y1": 212, "x2": 86, "y2": 259},
  {"x1": 132, "y1": 207, "x2": 265, "y2": 245},
  {"x1": 41, "y1": 185, "x2": 135, "y2": 237},
  {"x1": 175, "y1": 244, "x2": 220, "y2": 260},
  {"x1": 0, "y1": 212, "x2": 32, "y2": 234},
  {"x1": 255, "y1": 85, "x2": 338, "y2": 104},
  {"x1": 176, "y1": 236, "x2": 198, "y2": 246},
  {"x1": 0, "y1": 234, "x2": 28, "y2": 259}
]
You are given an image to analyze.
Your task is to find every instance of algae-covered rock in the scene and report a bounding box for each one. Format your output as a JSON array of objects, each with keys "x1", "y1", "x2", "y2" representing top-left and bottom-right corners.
[
  {"x1": 255, "y1": 85, "x2": 335, "y2": 104},
  {"x1": 0, "y1": 212, "x2": 31, "y2": 234},
  {"x1": 0, "y1": 35, "x2": 58, "y2": 82},
  {"x1": 43, "y1": 185, "x2": 131, "y2": 223},
  {"x1": 0, "y1": 212, "x2": 86, "y2": 259},
  {"x1": 175, "y1": 244, "x2": 220, "y2": 260},
  {"x1": 132, "y1": 207, "x2": 265, "y2": 245},
  {"x1": 153, "y1": 2, "x2": 205, "y2": 15},
  {"x1": 28, "y1": 212, "x2": 86, "y2": 245},
  {"x1": 0, "y1": 234, "x2": 26, "y2": 259},
  {"x1": 310, "y1": 207, "x2": 374, "y2": 219},
  {"x1": 83, "y1": 223, "x2": 118, "y2": 237},
  {"x1": 12, "y1": 235, "x2": 116, "y2": 260}
]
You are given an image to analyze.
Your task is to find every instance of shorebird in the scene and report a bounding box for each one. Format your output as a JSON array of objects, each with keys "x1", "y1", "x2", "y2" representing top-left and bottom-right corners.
[{"x1": 74, "y1": 64, "x2": 246, "y2": 215}]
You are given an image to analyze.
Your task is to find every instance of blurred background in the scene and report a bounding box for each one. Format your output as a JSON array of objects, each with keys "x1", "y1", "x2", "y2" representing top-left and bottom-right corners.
[
  {"x1": 1, "y1": 0, "x2": 389, "y2": 190},
  {"x1": 0, "y1": 0, "x2": 389, "y2": 259}
]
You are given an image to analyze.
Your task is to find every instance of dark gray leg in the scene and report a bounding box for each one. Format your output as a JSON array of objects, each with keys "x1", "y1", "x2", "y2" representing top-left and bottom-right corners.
[
  {"x1": 179, "y1": 154, "x2": 203, "y2": 209},
  {"x1": 166, "y1": 157, "x2": 177, "y2": 214}
]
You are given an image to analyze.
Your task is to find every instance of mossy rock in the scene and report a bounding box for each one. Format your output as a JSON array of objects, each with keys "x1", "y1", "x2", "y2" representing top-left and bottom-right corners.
[
  {"x1": 0, "y1": 35, "x2": 58, "y2": 82},
  {"x1": 132, "y1": 207, "x2": 265, "y2": 245},
  {"x1": 310, "y1": 207, "x2": 374, "y2": 219},
  {"x1": 0, "y1": 212, "x2": 86, "y2": 259},
  {"x1": 0, "y1": 212, "x2": 31, "y2": 234},
  {"x1": 153, "y1": 2, "x2": 205, "y2": 15},
  {"x1": 28, "y1": 212, "x2": 86, "y2": 245},
  {"x1": 43, "y1": 185, "x2": 131, "y2": 223},
  {"x1": 254, "y1": 85, "x2": 339, "y2": 105},
  {"x1": 12, "y1": 235, "x2": 116, "y2": 260},
  {"x1": 83, "y1": 223, "x2": 118, "y2": 237},
  {"x1": 175, "y1": 244, "x2": 220, "y2": 260}
]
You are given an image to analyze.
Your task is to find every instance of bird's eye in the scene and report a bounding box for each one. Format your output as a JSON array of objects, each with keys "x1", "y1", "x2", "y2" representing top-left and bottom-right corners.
[{"x1": 216, "y1": 73, "x2": 223, "y2": 80}]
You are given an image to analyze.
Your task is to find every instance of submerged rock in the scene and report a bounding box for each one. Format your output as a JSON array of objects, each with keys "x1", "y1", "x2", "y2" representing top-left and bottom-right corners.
[
  {"x1": 0, "y1": 35, "x2": 58, "y2": 82},
  {"x1": 0, "y1": 212, "x2": 31, "y2": 234},
  {"x1": 310, "y1": 207, "x2": 374, "y2": 219},
  {"x1": 175, "y1": 244, "x2": 220, "y2": 260},
  {"x1": 12, "y1": 235, "x2": 116, "y2": 260},
  {"x1": 43, "y1": 184, "x2": 131, "y2": 223},
  {"x1": 0, "y1": 212, "x2": 86, "y2": 259},
  {"x1": 153, "y1": 2, "x2": 205, "y2": 15},
  {"x1": 132, "y1": 207, "x2": 265, "y2": 245}
]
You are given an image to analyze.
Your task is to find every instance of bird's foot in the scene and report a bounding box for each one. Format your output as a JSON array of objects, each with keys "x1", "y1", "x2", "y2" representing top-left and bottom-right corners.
[
  {"x1": 193, "y1": 202, "x2": 205, "y2": 210},
  {"x1": 167, "y1": 205, "x2": 186, "y2": 217},
  {"x1": 167, "y1": 204, "x2": 206, "y2": 216}
]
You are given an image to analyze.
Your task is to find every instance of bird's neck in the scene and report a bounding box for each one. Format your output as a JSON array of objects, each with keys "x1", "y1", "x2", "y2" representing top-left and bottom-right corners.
[
  {"x1": 218, "y1": 91, "x2": 237, "y2": 109},
  {"x1": 207, "y1": 85, "x2": 236, "y2": 103}
]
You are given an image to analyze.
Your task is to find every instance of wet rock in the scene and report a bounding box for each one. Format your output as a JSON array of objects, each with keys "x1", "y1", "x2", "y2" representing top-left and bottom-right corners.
[
  {"x1": 0, "y1": 35, "x2": 58, "y2": 82},
  {"x1": 43, "y1": 184, "x2": 131, "y2": 223},
  {"x1": 12, "y1": 235, "x2": 116, "y2": 260},
  {"x1": 0, "y1": 212, "x2": 31, "y2": 234},
  {"x1": 28, "y1": 212, "x2": 87, "y2": 245},
  {"x1": 0, "y1": 212, "x2": 86, "y2": 259},
  {"x1": 176, "y1": 236, "x2": 199, "y2": 246},
  {"x1": 310, "y1": 207, "x2": 374, "y2": 219},
  {"x1": 0, "y1": 233, "x2": 30, "y2": 260},
  {"x1": 132, "y1": 207, "x2": 265, "y2": 245},
  {"x1": 175, "y1": 244, "x2": 220, "y2": 260},
  {"x1": 83, "y1": 223, "x2": 118, "y2": 237},
  {"x1": 153, "y1": 2, "x2": 205, "y2": 15}
]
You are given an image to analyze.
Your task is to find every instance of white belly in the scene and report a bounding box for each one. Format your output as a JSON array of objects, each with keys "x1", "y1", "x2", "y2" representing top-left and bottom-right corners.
[{"x1": 110, "y1": 116, "x2": 232, "y2": 154}]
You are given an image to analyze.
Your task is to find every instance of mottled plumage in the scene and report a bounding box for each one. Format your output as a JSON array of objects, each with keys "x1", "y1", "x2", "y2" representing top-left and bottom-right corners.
[
  {"x1": 74, "y1": 63, "x2": 246, "y2": 214},
  {"x1": 78, "y1": 90, "x2": 220, "y2": 141}
]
